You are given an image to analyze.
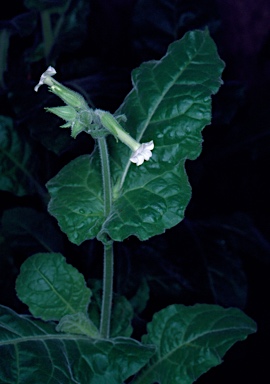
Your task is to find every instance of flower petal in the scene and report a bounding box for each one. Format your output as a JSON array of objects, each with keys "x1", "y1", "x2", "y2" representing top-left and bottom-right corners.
[
  {"x1": 34, "y1": 66, "x2": 57, "y2": 92},
  {"x1": 130, "y1": 140, "x2": 154, "y2": 166}
]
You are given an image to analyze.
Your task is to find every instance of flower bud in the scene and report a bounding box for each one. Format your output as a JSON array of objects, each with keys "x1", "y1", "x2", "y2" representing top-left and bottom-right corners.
[
  {"x1": 79, "y1": 110, "x2": 94, "y2": 127},
  {"x1": 71, "y1": 119, "x2": 85, "y2": 139},
  {"x1": 50, "y1": 83, "x2": 89, "y2": 110}
]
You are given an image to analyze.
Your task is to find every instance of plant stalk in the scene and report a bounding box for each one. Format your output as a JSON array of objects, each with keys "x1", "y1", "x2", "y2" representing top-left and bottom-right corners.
[
  {"x1": 40, "y1": 10, "x2": 54, "y2": 64},
  {"x1": 98, "y1": 137, "x2": 114, "y2": 338}
]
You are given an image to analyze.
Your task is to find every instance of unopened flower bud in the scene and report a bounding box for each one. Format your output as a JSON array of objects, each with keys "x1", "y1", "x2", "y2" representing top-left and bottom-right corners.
[
  {"x1": 50, "y1": 83, "x2": 89, "y2": 110},
  {"x1": 71, "y1": 119, "x2": 85, "y2": 138}
]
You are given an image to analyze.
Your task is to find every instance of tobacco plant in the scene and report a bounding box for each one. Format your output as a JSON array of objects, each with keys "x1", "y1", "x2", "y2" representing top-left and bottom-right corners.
[{"x1": 0, "y1": 29, "x2": 256, "y2": 384}]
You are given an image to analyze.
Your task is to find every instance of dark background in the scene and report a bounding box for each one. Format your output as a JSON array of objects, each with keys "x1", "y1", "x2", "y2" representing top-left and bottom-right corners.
[{"x1": 1, "y1": 0, "x2": 270, "y2": 383}]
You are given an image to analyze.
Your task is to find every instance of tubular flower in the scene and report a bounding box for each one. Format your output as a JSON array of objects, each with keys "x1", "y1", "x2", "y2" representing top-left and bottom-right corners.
[
  {"x1": 34, "y1": 66, "x2": 88, "y2": 110},
  {"x1": 34, "y1": 66, "x2": 56, "y2": 92},
  {"x1": 96, "y1": 110, "x2": 154, "y2": 166},
  {"x1": 130, "y1": 141, "x2": 154, "y2": 166}
]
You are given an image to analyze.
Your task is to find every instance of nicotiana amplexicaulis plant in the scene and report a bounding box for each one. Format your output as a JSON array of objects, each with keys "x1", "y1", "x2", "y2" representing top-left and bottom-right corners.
[{"x1": 0, "y1": 30, "x2": 256, "y2": 384}]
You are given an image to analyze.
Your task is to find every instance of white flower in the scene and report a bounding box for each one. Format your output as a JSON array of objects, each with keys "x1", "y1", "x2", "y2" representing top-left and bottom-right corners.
[
  {"x1": 34, "y1": 66, "x2": 56, "y2": 92},
  {"x1": 130, "y1": 140, "x2": 154, "y2": 166}
]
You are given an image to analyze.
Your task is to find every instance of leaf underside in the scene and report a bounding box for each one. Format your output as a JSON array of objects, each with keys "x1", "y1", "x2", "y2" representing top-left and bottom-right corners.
[{"x1": 47, "y1": 29, "x2": 225, "y2": 244}]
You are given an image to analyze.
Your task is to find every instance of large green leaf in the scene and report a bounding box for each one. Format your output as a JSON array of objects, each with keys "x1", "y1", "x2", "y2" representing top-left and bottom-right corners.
[
  {"x1": 0, "y1": 115, "x2": 33, "y2": 196},
  {"x1": 16, "y1": 253, "x2": 91, "y2": 321},
  {"x1": 47, "y1": 30, "x2": 225, "y2": 244},
  {"x1": 132, "y1": 304, "x2": 257, "y2": 384},
  {"x1": 47, "y1": 151, "x2": 104, "y2": 243},
  {"x1": 0, "y1": 305, "x2": 155, "y2": 384}
]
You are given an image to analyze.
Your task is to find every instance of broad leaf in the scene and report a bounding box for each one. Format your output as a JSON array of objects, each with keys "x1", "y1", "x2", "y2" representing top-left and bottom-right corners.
[
  {"x1": 47, "y1": 151, "x2": 104, "y2": 243},
  {"x1": 47, "y1": 29, "x2": 225, "y2": 244},
  {"x1": 132, "y1": 304, "x2": 257, "y2": 384},
  {"x1": 16, "y1": 252, "x2": 91, "y2": 321},
  {"x1": 0, "y1": 115, "x2": 33, "y2": 196},
  {"x1": 0, "y1": 305, "x2": 155, "y2": 384},
  {"x1": 104, "y1": 29, "x2": 224, "y2": 241}
]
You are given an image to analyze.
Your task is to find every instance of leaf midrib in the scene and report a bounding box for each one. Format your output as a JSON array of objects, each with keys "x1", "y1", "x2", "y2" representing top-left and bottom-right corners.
[
  {"x1": 118, "y1": 35, "x2": 207, "y2": 192},
  {"x1": 136, "y1": 323, "x2": 254, "y2": 383}
]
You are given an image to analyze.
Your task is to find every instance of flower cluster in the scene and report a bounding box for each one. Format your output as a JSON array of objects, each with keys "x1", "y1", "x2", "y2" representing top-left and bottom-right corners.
[{"x1": 35, "y1": 67, "x2": 154, "y2": 165}]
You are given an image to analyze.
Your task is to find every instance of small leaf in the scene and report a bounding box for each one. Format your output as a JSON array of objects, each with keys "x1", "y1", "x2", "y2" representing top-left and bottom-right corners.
[
  {"x1": 56, "y1": 312, "x2": 100, "y2": 338},
  {"x1": 110, "y1": 296, "x2": 134, "y2": 338},
  {"x1": 0, "y1": 305, "x2": 155, "y2": 384},
  {"x1": 133, "y1": 304, "x2": 257, "y2": 384},
  {"x1": 0, "y1": 115, "x2": 34, "y2": 196},
  {"x1": 130, "y1": 279, "x2": 150, "y2": 314},
  {"x1": 16, "y1": 252, "x2": 91, "y2": 321}
]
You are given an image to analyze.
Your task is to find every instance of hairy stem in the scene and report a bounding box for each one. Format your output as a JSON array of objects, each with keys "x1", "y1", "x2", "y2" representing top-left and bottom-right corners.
[
  {"x1": 100, "y1": 243, "x2": 114, "y2": 338},
  {"x1": 98, "y1": 137, "x2": 113, "y2": 338}
]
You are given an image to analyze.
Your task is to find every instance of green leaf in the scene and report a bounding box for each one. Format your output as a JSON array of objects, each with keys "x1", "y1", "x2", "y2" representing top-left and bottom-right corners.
[
  {"x1": 104, "y1": 29, "x2": 225, "y2": 241},
  {"x1": 47, "y1": 30, "x2": 225, "y2": 244},
  {"x1": 110, "y1": 296, "x2": 134, "y2": 338},
  {"x1": 16, "y1": 252, "x2": 91, "y2": 321},
  {"x1": 0, "y1": 115, "x2": 34, "y2": 196},
  {"x1": 132, "y1": 304, "x2": 257, "y2": 384},
  {"x1": 1, "y1": 207, "x2": 64, "y2": 254},
  {"x1": 130, "y1": 279, "x2": 150, "y2": 314},
  {"x1": 56, "y1": 312, "x2": 100, "y2": 338},
  {"x1": 47, "y1": 151, "x2": 104, "y2": 244},
  {"x1": 0, "y1": 305, "x2": 155, "y2": 384}
]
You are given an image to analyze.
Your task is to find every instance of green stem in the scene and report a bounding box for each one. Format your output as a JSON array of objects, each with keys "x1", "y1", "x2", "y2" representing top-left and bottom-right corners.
[
  {"x1": 40, "y1": 10, "x2": 54, "y2": 64},
  {"x1": 0, "y1": 29, "x2": 9, "y2": 90},
  {"x1": 98, "y1": 137, "x2": 114, "y2": 338},
  {"x1": 100, "y1": 243, "x2": 114, "y2": 338},
  {"x1": 98, "y1": 137, "x2": 112, "y2": 215}
]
